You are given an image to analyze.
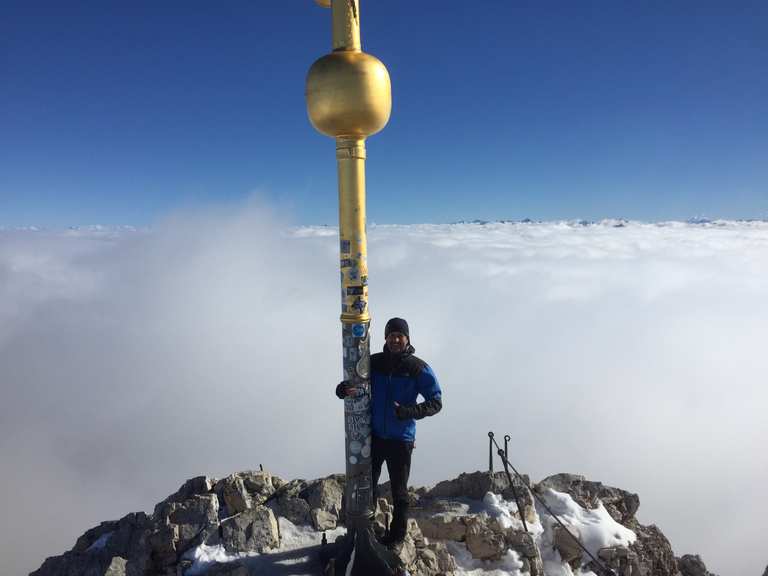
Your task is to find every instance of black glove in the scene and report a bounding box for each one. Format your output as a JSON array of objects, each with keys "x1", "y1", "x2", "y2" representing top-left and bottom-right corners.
[
  {"x1": 336, "y1": 381, "x2": 351, "y2": 399},
  {"x1": 395, "y1": 397, "x2": 442, "y2": 420},
  {"x1": 394, "y1": 403, "x2": 415, "y2": 420}
]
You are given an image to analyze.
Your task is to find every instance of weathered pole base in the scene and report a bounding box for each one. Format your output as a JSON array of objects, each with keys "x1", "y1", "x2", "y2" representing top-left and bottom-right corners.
[{"x1": 320, "y1": 525, "x2": 404, "y2": 576}]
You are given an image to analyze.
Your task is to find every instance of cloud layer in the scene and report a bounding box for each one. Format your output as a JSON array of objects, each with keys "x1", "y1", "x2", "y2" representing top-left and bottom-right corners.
[{"x1": 2, "y1": 207, "x2": 767, "y2": 576}]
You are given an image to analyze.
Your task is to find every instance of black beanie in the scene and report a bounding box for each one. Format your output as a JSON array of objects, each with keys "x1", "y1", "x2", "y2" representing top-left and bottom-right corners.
[{"x1": 385, "y1": 317, "x2": 409, "y2": 339}]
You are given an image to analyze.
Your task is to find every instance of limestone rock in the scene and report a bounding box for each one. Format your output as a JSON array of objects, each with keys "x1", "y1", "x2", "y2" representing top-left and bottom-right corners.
[
  {"x1": 311, "y1": 508, "x2": 338, "y2": 531},
  {"x1": 148, "y1": 524, "x2": 179, "y2": 568},
  {"x1": 390, "y1": 534, "x2": 418, "y2": 568},
  {"x1": 428, "y1": 541, "x2": 457, "y2": 573},
  {"x1": 428, "y1": 471, "x2": 513, "y2": 501},
  {"x1": 415, "y1": 513, "x2": 467, "y2": 541},
  {"x1": 678, "y1": 553, "x2": 718, "y2": 576},
  {"x1": 464, "y1": 514, "x2": 506, "y2": 560},
  {"x1": 378, "y1": 480, "x2": 422, "y2": 508},
  {"x1": 410, "y1": 548, "x2": 440, "y2": 576},
  {"x1": 269, "y1": 495, "x2": 311, "y2": 525},
  {"x1": 153, "y1": 476, "x2": 215, "y2": 517},
  {"x1": 552, "y1": 524, "x2": 583, "y2": 564},
  {"x1": 160, "y1": 494, "x2": 220, "y2": 553},
  {"x1": 428, "y1": 471, "x2": 535, "y2": 523},
  {"x1": 221, "y1": 506, "x2": 279, "y2": 553},
  {"x1": 215, "y1": 475, "x2": 252, "y2": 514},
  {"x1": 627, "y1": 522, "x2": 678, "y2": 576},
  {"x1": 274, "y1": 478, "x2": 309, "y2": 499},
  {"x1": 28, "y1": 468, "x2": 706, "y2": 576},
  {"x1": 241, "y1": 470, "x2": 276, "y2": 505},
  {"x1": 303, "y1": 476, "x2": 343, "y2": 517},
  {"x1": 597, "y1": 546, "x2": 641, "y2": 576},
  {"x1": 33, "y1": 512, "x2": 153, "y2": 576},
  {"x1": 104, "y1": 556, "x2": 127, "y2": 576}
]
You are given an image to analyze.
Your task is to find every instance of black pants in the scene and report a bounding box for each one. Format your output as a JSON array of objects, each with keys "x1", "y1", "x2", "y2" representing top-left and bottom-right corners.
[{"x1": 371, "y1": 435, "x2": 413, "y2": 540}]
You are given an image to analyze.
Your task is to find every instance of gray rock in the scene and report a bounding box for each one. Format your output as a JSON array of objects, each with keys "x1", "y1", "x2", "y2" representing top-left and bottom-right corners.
[
  {"x1": 378, "y1": 480, "x2": 421, "y2": 508},
  {"x1": 221, "y1": 506, "x2": 279, "y2": 553},
  {"x1": 428, "y1": 471, "x2": 536, "y2": 523},
  {"x1": 241, "y1": 470, "x2": 276, "y2": 504},
  {"x1": 678, "y1": 553, "x2": 718, "y2": 576},
  {"x1": 153, "y1": 476, "x2": 215, "y2": 517},
  {"x1": 410, "y1": 548, "x2": 440, "y2": 576},
  {"x1": 464, "y1": 515, "x2": 506, "y2": 560},
  {"x1": 269, "y1": 495, "x2": 311, "y2": 525},
  {"x1": 597, "y1": 546, "x2": 640, "y2": 576},
  {"x1": 428, "y1": 541, "x2": 457, "y2": 573},
  {"x1": 163, "y1": 494, "x2": 219, "y2": 549},
  {"x1": 429, "y1": 470, "x2": 529, "y2": 500},
  {"x1": 627, "y1": 522, "x2": 678, "y2": 576},
  {"x1": 148, "y1": 524, "x2": 179, "y2": 569},
  {"x1": 552, "y1": 524, "x2": 583, "y2": 564},
  {"x1": 215, "y1": 475, "x2": 253, "y2": 515},
  {"x1": 414, "y1": 513, "x2": 467, "y2": 541},
  {"x1": 311, "y1": 508, "x2": 338, "y2": 531},
  {"x1": 303, "y1": 477, "x2": 343, "y2": 517},
  {"x1": 273, "y1": 478, "x2": 308, "y2": 499},
  {"x1": 390, "y1": 534, "x2": 418, "y2": 568}
]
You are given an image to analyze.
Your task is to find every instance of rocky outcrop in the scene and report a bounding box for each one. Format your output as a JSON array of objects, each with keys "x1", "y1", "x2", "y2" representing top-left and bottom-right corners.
[
  {"x1": 31, "y1": 512, "x2": 153, "y2": 576},
  {"x1": 678, "y1": 553, "x2": 719, "y2": 576},
  {"x1": 31, "y1": 469, "x2": 714, "y2": 576},
  {"x1": 220, "y1": 506, "x2": 279, "y2": 553}
]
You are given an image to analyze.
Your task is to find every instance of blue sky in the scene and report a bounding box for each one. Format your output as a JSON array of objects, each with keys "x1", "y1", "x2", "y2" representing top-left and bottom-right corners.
[{"x1": 2, "y1": 0, "x2": 766, "y2": 226}]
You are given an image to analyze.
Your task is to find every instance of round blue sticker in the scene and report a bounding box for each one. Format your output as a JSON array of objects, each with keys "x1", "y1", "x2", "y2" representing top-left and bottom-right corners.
[{"x1": 352, "y1": 323, "x2": 366, "y2": 338}]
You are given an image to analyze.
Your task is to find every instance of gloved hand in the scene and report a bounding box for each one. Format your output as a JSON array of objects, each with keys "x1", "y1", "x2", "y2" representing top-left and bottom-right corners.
[
  {"x1": 336, "y1": 381, "x2": 352, "y2": 399},
  {"x1": 394, "y1": 402, "x2": 415, "y2": 420}
]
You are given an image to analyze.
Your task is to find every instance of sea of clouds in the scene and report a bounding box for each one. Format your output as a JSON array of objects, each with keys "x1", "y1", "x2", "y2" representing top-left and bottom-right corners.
[{"x1": 2, "y1": 201, "x2": 767, "y2": 576}]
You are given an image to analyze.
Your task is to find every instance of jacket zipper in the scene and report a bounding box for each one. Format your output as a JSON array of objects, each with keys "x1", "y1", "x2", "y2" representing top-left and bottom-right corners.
[{"x1": 384, "y1": 373, "x2": 391, "y2": 438}]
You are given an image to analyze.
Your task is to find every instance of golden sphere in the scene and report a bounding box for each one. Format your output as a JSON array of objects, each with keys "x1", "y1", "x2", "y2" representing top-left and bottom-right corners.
[{"x1": 306, "y1": 51, "x2": 392, "y2": 139}]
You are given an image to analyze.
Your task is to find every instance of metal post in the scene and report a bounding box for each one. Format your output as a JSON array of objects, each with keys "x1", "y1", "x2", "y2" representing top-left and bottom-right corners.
[
  {"x1": 306, "y1": 1, "x2": 394, "y2": 573},
  {"x1": 488, "y1": 432, "x2": 494, "y2": 473}
]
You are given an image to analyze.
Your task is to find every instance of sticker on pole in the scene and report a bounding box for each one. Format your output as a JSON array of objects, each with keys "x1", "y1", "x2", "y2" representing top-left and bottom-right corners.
[{"x1": 352, "y1": 323, "x2": 366, "y2": 338}]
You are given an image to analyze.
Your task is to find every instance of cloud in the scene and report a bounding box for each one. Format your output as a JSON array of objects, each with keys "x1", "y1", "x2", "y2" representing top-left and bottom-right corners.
[{"x1": 2, "y1": 209, "x2": 767, "y2": 576}]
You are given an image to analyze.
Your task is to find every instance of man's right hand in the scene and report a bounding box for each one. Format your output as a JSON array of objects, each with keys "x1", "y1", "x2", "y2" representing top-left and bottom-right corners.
[{"x1": 335, "y1": 381, "x2": 353, "y2": 399}]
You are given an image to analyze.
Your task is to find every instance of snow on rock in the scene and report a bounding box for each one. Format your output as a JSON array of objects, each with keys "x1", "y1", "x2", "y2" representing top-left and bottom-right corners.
[
  {"x1": 537, "y1": 488, "x2": 636, "y2": 557},
  {"x1": 29, "y1": 469, "x2": 704, "y2": 576},
  {"x1": 447, "y1": 542, "x2": 528, "y2": 576},
  {"x1": 185, "y1": 518, "x2": 347, "y2": 575}
]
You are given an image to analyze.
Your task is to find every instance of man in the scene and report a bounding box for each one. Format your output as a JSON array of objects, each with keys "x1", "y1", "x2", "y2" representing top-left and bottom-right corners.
[{"x1": 336, "y1": 317, "x2": 442, "y2": 545}]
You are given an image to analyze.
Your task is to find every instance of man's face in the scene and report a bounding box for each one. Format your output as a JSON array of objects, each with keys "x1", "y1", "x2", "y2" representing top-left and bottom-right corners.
[{"x1": 386, "y1": 331, "x2": 409, "y2": 353}]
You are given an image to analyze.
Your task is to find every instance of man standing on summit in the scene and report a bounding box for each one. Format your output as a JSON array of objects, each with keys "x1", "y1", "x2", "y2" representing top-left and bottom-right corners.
[{"x1": 336, "y1": 317, "x2": 443, "y2": 545}]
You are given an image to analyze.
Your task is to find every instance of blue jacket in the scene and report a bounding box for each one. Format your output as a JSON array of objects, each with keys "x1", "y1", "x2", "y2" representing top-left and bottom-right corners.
[{"x1": 370, "y1": 347, "x2": 442, "y2": 443}]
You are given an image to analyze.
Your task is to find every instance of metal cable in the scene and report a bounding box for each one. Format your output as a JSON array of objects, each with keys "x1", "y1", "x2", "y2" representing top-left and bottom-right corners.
[
  {"x1": 488, "y1": 432, "x2": 527, "y2": 533},
  {"x1": 488, "y1": 432, "x2": 616, "y2": 576}
]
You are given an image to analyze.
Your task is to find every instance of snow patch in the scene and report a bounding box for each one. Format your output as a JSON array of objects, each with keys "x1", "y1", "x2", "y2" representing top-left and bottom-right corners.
[
  {"x1": 537, "y1": 488, "x2": 636, "y2": 558},
  {"x1": 447, "y1": 541, "x2": 528, "y2": 576},
  {"x1": 184, "y1": 518, "x2": 347, "y2": 575}
]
